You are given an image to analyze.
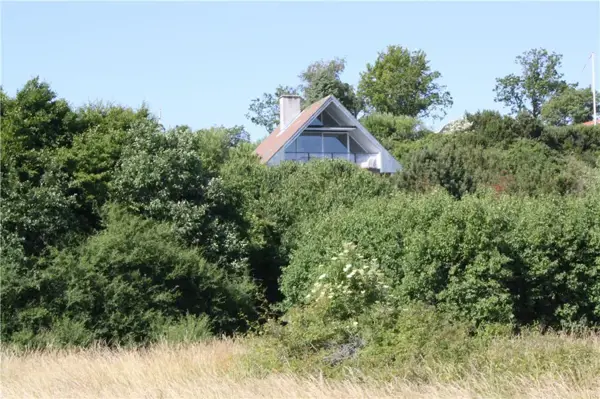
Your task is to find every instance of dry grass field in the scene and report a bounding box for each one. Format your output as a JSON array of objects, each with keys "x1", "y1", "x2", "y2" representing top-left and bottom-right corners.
[{"x1": 2, "y1": 336, "x2": 600, "y2": 399}]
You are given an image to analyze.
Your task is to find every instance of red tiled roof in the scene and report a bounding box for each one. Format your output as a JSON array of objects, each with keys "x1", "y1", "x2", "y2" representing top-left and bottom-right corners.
[
  {"x1": 255, "y1": 96, "x2": 331, "y2": 163},
  {"x1": 582, "y1": 119, "x2": 600, "y2": 126}
]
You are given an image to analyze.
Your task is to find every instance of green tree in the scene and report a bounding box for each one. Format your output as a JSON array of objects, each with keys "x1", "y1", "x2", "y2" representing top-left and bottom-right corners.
[
  {"x1": 494, "y1": 48, "x2": 570, "y2": 118},
  {"x1": 246, "y1": 58, "x2": 361, "y2": 132},
  {"x1": 299, "y1": 58, "x2": 362, "y2": 116},
  {"x1": 245, "y1": 85, "x2": 300, "y2": 133},
  {"x1": 360, "y1": 112, "x2": 431, "y2": 153},
  {"x1": 54, "y1": 103, "x2": 157, "y2": 216},
  {"x1": 1, "y1": 78, "x2": 79, "y2": 180},
  {"x1": 541, "y1": 86, "x2": 599, "y2": 126},
  {"x1": 111, "y1": 122, "x2": 251, "y2": 274},
  {"x1": 2, "y1": 206, "x2": 259, "y2": 347},
  {"x1": 358, "y1": 45, "x2": 453, "y2": 119}
]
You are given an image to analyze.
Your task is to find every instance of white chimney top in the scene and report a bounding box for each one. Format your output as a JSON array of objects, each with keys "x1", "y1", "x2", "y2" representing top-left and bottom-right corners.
[{"x1": 279, "y1": 95, "x2": 302, "y2": 130}]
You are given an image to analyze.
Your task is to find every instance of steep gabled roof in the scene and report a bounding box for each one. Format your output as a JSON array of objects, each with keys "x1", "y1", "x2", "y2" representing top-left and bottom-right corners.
[
  {"x1": 254, "y1": 95, "x2": 402, "y2": 173},
  {"x1": 255, "y1": 96, "x2": 332, "y2": 163}
]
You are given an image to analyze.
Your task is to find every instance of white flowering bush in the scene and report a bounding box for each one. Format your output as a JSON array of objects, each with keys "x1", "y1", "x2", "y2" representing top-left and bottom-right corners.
[
  {"x1": 303, "y1": 242, "x2": 394, "y2": 322},
  {"x1": 270, "y1": 243, "x2": 395, "y2": 355}
]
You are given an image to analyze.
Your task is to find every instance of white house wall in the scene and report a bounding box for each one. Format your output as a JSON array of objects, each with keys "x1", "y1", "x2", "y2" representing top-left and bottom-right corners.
[{"x1": 380, "y1": 151, "x2": 401, "y2": 173}]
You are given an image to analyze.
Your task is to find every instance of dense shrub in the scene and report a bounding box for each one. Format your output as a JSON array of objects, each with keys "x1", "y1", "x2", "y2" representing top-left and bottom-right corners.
[
  {"x1": 396, "y1": 135, "x2": 590, "y2": 198},
  {"x1": 2, "y1": 206, "x2": 259, "y2": 347},
  {"x1": 54, "y1": 103, "x2": 156, "y2": 214},
  {"x1": 282, "y1": 190, "x2": 600, "y2": 328},
  {"x1": 111, "y1": 122, "x2": 251, "y2": 274},
  {"x1": 466, "y1": 109, "x2": 543, "y2": 142},
  {"x1": 244, "y1": 160, "x2": 395, "y2": 244},
  {"x1": 4, "y1": 77, "x2": 600, "y2": 351},
  {"x1": 360, "y1": 112, "x2": 431, "y2": 151},
  {"x1": 465, "y1": 110, "x2": 520, "y2": 143},
  {"x1": 220, "y1": 157, "x2": 396, "y2": 302},
  {"x1": 254, "y1": 245, "x2": 485, "y2": 378},
  {"x1": 540, "y1": 124, "x2": 600, "y2": 160}
]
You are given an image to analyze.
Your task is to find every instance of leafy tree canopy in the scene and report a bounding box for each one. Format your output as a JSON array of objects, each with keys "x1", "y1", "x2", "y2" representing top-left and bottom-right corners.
[
  {"x1": 358, "y1": 45, "x2": 453, "y2": 119},
  {"x1": 541, "y1": 86, "x2": 599, "y2": 126},
  {"x1": 299, "y1": 58, "x2": 363, "y2": 117},
  {"x1": 494, "y1": 48, "x2": 571, "y2": 118},
  {"x1": 245, "y1": 85, "x2": 300, "y2": 133},
  {"x1": 246, "y1": 58, "x2": 361, "y2": 132}
]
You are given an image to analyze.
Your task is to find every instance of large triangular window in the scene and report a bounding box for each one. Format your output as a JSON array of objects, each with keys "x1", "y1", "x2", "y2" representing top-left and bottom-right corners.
[{"x1": 308, "y1": 109, "x2": 340, "y2": 127}]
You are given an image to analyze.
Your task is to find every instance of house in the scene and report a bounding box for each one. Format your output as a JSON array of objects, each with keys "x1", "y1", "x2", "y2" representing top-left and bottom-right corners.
[
  {"x1": 582, "y1": 119, "x2": 599, "y2": 126},
  {"x1": 255, "y1": 95, "x2": 402, "y2": 174}
]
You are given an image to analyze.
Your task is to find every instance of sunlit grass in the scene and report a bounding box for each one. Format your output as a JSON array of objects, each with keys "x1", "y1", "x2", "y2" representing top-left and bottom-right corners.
[{"x1": 2, "y1": 333, "x2": 600, "y2": 399}]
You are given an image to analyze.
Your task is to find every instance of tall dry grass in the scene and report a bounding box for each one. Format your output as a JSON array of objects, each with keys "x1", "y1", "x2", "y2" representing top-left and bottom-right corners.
[{"x1": 2, "y1": 337, "x2": 600, "y2": 399}]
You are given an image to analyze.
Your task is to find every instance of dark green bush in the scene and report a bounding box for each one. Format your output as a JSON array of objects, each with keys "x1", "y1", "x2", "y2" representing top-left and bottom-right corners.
[
  {"x1": 396, "y1": 135, "x2": 588, "y2": 198},
  {"x1": 111, "y1": 122, "x2": 251, "y2": 274},
  {"x1": 540, "y1": 124, "x2": 600, "y2": 160},
  {"x1": 2, "y1": 206, "x2": 259, "y2": 347},
  {"x1": 220, "y1": 157, "x2": 396, "y2": 302},
  {"x1": 282, "y1": 190, "x2": 600, "y2": 328},
  {"x1": 360, "y1": 112, "x2": 432, "y2": 153},
  {"x1": 466, "y1": 110, "x2": 520, "y2": 143},
  {"x1": 3, "y1": 77, "x2": 600, "y2": 351}
]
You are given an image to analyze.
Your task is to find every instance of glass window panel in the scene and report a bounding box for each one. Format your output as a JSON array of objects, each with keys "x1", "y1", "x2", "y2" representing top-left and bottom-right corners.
[
  {"x1": 285, "y1": 139, "x2": 296, "y2": 153},
  {"x1": 322, "y1": 110, "x2": 340, "y2": 127},
  {"x1": 323, "y1": 134, "x2": 348, "y2": 153},
  {"x1": 349, "y1": 136, "x2": 367, "y2": 154},
  {"x1": 297, "y1": 133, "x2": 322, "y2": 153},
  {"x1": 308, "y1": 114, "x2": 324, "y2": 127}
]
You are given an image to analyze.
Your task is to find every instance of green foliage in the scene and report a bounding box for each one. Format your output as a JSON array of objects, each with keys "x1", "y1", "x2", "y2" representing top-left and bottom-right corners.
[
  {"x1": 358, "y1": 45, "x2": 453, "y2": 119},
  {"x1": 397, "y1": 143, "x2": 474, "y2": 198},
  {"x1": 190, "y1": 125, "x2": 250, "y2": 174},
  {"x1": 44, "y1": 103, "x2": 158, "y2": 235},
  {"x1": 541, "y1": 86, "x2": 600, "y2": 126},
  {"x1": 4, "y1": 74, "x2": 600, "y2": 354},
  {"x1": 246, "y1": 160, "x2": 395, "y2": 249},
  {"x1": 300, "y1": 243, "x2": 394, "y2": 321},
  {"x1": 300, "y1": 58, "x2": 362, "y2": 116},
  {"x1": 0, "y1": 163, "x2": 85, "y2": 258},
  {"x1": 395, "y1": 119, "x2": 590, "y2": 198},
  {"x1": 151, "y1": 314, "x2": 213, "y2": 344},
  {"x1": 111, "y1": 122, "x2": 250, "y2": 273},
  {"x1": 259, "y1": 244, "x2": 396, "y2": 360},
  {"x1": 494, "y1": 48, "x2": 570, "y2": 118},
  {"x1": 219, "y1": 157, "x2": 395, "y2": 303},
  {"x1": 466, "y1": 109, "x2": 545, "y2": 141},
  {"x1": 351, "y1": 304, "x2": 484, "y2": 380},
  {"x1": 359, "y1": 112, "x2": 431, "y2": 155},
  {"x1": 1, "y1": 77, "x2": 77, "y2": 154},
  {"x1": 8, "y1": 317, "x2": 96, "y2": 350},
  {"x1": 1, "y1": 78, "x2": 80, "y2": 186},
  {"x1": 540, "y1": 124, "x2": 600, "y2": 159},
  {"x1": 466, "y1": 110, "x2": 520, "y2": 141},
  {"x1": 7, "y1": 207, "x2": 257, "y2": 346},
  {"x1": 282, "y1": 191, "x2": 600, "y2": 329},
  {"x1": 245, "y1": 85, "x2": 301, "y2": 133}
]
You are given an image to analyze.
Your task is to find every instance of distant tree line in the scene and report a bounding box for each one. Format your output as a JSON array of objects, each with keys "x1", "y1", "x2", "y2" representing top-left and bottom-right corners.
[{"x1": 247, "y1": 46, "x2": 599, "y2": 133}]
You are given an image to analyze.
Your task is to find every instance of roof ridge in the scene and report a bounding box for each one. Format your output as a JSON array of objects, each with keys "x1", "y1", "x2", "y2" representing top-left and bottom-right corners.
[
  {"x1": 255, "y1": 95, "x2": 339, "y2": 164},
  {"x1": 277, "y1": 95, "x2": 332, "y2": 137}
]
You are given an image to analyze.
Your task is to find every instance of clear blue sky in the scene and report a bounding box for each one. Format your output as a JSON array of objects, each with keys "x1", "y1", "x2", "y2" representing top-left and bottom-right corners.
[{"x1": 2, "y1": 1, "x2": 599, "y2": 140}]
